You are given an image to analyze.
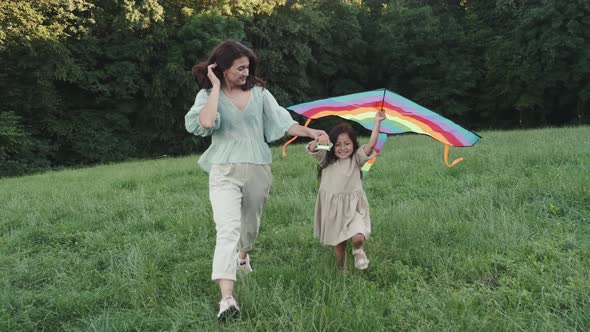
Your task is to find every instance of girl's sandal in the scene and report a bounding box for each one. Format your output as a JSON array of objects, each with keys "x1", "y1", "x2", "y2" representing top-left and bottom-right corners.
[{"x1": 352, "y1": 248, "x2": 369, "y2": 270}]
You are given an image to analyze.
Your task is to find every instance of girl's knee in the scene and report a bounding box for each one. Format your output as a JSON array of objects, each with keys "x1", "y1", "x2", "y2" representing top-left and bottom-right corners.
[
  {"x1": 334, "y1": 241, "x2": 347, "y2": 252},
  {"x1": 351, "y1": 233, "x2": 365, "y2": 246}
]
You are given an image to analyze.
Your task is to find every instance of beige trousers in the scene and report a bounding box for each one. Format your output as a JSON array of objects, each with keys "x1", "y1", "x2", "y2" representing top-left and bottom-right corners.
[{"x1": 209, "y1": 163, "x2": 272, "y2": 281}]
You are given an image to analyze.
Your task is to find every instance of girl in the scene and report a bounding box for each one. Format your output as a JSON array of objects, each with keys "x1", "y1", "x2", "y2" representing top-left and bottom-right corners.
[
  {"x1": 185, "y1": 40, "x2": 330, "y2": 319},
  {"x1": 306, "y1": 110, "x2": 385, "y2": 270}
]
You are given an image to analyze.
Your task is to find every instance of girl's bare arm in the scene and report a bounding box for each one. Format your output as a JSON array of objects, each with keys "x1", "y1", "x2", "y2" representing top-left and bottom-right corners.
[{"x1": 363, "y1": 110, "x2": 386, "y2": 155}]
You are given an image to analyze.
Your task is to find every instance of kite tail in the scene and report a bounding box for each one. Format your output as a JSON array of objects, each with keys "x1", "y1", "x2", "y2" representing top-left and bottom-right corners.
[
  {"x1": 282, "y1": 118, "x2": 312, "y2": 157},
  {"x1": 444, "y1": 144, "x2": 464, "y2": 168},
  {"x1": 361, "y1": 133, "x2": 388, "y2": 172}
]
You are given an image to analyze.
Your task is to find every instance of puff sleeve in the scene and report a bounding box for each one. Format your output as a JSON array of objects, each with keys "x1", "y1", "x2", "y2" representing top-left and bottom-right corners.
[
  {"x1": 185, "y1": 89, "x2": 221, "y2": 137},
  {"x1": 306, "y1": 142, "x2": 328, "y2": 167},
  {"x1": 354, "y1": 144, "x2": 377, "y2": 167},
  {"x1": 262, "y1": 89, "x2": 297, "y2": 143}
]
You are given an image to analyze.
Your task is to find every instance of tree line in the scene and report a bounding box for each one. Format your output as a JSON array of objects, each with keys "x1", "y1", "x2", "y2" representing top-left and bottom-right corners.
[{"x1": 1, "y1": 0, "x2": 588, "y2": 177}]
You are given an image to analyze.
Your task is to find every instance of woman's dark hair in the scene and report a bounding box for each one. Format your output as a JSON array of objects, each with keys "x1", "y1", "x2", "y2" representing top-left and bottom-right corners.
[
  {"x1": 317, "y1": 122, "x2": 360, "y2": 178},
  {"x1": 192, "y1": 40, "x2": 265, "y2": 90}
]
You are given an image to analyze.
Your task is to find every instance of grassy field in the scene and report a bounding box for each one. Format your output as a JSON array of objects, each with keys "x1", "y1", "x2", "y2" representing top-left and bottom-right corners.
[{"x1": 1, "y1": 127, "x2": 589, "y2": 331}]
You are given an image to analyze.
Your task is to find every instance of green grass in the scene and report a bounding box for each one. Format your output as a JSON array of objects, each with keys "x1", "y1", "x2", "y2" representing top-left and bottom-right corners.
[{"x1": 1, "y1": 127, "x2": 589, "y2": 331}]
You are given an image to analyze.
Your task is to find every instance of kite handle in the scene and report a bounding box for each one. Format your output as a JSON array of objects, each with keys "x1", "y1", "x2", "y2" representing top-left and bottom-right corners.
[
  {"x1": 444, "y1": 144, "x2": 464, "y2": 168},
  {"x1": 282, "y1": 118, "x2": 312, "y2": 158}
]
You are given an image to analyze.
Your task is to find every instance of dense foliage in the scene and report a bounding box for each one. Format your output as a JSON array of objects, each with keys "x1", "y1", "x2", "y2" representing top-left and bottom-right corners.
[{"x1": 1, "y1": 0, "x2": 588, "y2": 176}]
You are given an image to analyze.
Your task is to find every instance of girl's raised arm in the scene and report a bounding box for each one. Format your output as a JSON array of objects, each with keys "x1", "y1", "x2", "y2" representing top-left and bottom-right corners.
[
  {"x1": 308, "y1": 140, "x2": 318, "y2": 152},
  {"x1": 363, "y1": 110, "x2": 386, "y2": 156}
]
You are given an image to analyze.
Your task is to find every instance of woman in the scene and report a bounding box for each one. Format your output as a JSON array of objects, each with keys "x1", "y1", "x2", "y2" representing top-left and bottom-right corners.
[{"x1": 185, "y1": 40, "x2": 330, "y2": 319}]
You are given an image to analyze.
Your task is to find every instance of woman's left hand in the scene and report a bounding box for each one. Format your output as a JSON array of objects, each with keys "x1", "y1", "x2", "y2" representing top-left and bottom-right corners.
[{"x1": 313, "y1": 130, "x2": 330, "y2": 145}]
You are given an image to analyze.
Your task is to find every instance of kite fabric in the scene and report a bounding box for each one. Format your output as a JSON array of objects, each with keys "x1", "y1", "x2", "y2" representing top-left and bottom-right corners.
[{"x1": 282, "y1": 88, "x2": 480, "y2": 171}]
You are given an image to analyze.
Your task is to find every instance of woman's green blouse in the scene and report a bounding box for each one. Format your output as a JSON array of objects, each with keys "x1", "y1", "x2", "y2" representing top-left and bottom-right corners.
[{"x1": 185, "y1": 86, "x2": 297, "y2": 172}]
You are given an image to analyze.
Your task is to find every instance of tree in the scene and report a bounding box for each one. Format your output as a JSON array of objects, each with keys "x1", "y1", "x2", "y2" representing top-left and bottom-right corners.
[
  {"x1": 306, "y1": 0, "x2": 368, "y2": 97},
  {"x1": 245, "y1": 3, "x2": 325, "y2": 104},
  {"x1": 372, "y1": 3, "x2": 477, "y2": 122}
]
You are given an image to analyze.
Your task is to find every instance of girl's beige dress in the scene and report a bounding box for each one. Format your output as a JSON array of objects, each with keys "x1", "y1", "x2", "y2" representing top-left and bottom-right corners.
[{"x1": 307, "y1": 143, "x2": 376, "y2": 246}]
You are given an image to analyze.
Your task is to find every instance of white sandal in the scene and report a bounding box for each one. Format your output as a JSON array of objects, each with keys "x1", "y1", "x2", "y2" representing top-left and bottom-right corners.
[
  {"x1": 217, "y1": 296, "x2": 240, "y2": 320},
  {"x1": 237, "y1": 253, "x2": 253, "y2": 273},
  {"x1": 352, "y1": 248, "x2": 369, "y2": 270}
]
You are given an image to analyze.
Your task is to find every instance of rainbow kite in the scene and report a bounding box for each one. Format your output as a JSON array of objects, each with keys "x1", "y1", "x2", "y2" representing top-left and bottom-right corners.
[{"x1": 282, "y1": 88, "x2": 480, "y2": 171}]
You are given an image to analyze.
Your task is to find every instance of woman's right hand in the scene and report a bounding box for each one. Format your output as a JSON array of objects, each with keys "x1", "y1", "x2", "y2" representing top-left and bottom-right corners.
[{"x1": 207, "y1": 63, "x2": 221, "y2": 88}]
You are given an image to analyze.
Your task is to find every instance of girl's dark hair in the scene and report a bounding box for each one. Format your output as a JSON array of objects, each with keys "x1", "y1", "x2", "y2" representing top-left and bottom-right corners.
[
  {"x1": 317, "y1": 122, "x2": 360, "y2": 178},
  {"x1": 192, "y1": 40, "x2": 265, "y2": 90}
]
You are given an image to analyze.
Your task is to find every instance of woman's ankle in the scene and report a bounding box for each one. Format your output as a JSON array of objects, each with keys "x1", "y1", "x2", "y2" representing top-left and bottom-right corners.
[{"x1": 238, "y1": 250, "x2": 248, "y2": 260}]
